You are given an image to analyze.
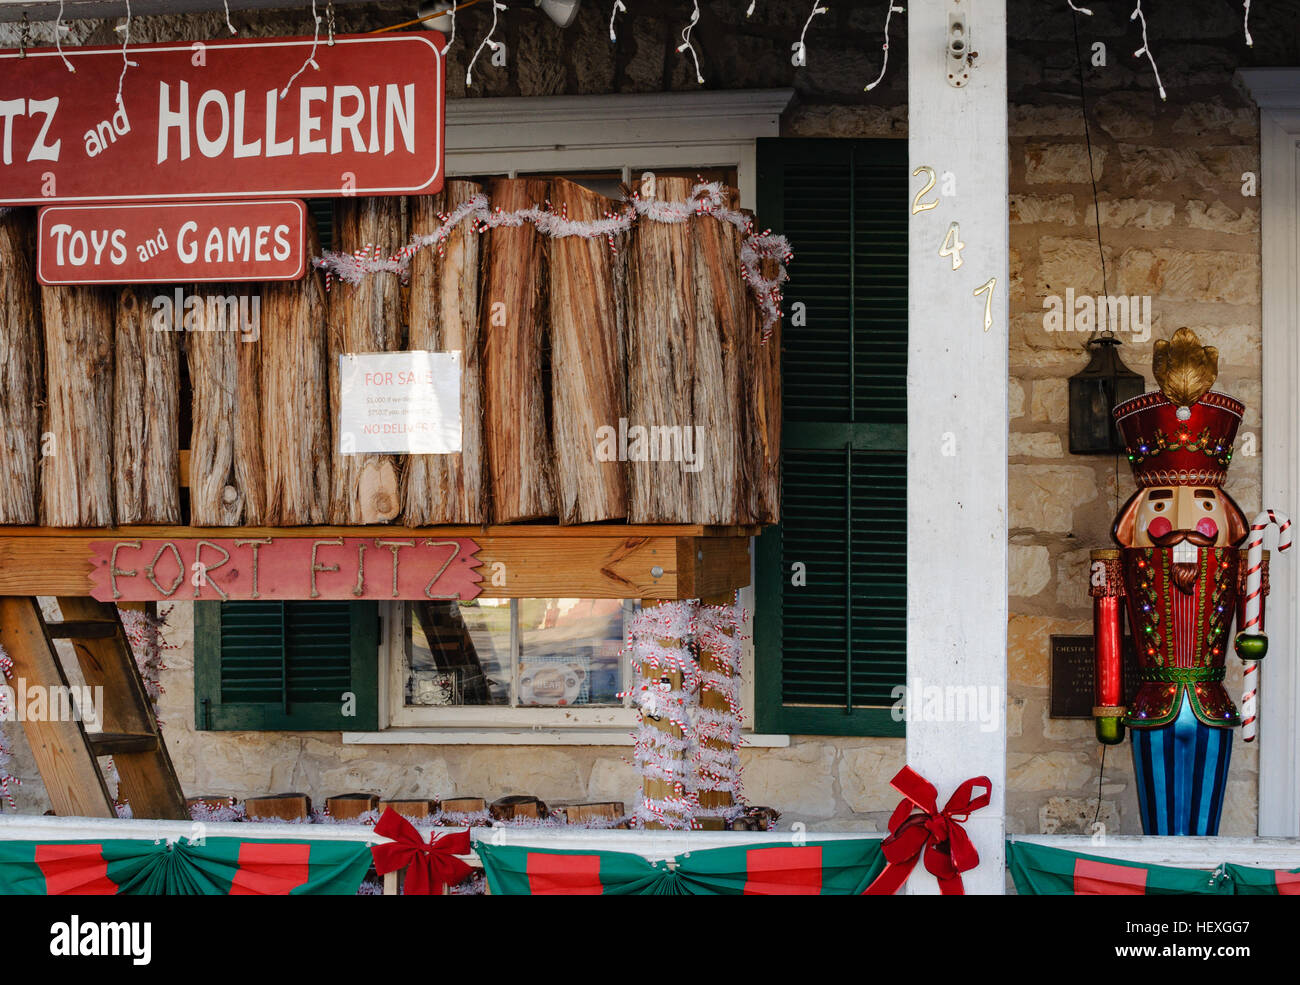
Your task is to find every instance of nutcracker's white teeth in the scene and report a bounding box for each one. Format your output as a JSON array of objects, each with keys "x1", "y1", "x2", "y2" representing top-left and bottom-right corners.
[{"x1": 1172, "y1": 541, "x2": 1197, "y2": 564}]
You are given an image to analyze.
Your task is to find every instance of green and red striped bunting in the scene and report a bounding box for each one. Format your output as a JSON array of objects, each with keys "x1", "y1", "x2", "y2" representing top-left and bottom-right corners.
[
  {"x1": 0, "y1": 838, "x2": 371, "y2": 895},
  {"x1": 478, "y1": 840, "x2": 886, "y2": 895}
]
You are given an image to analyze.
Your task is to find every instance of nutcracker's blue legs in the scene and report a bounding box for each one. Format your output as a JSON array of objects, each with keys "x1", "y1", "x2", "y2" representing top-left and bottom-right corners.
[{"x1": 1130, "y1": 699, "x2": 1232, "y2": 835}]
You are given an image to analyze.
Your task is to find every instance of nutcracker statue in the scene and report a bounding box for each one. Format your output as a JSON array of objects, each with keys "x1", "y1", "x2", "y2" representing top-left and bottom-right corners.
[{"x1": 1090, "y1": 328, "x2": 1275, "y2": 836}]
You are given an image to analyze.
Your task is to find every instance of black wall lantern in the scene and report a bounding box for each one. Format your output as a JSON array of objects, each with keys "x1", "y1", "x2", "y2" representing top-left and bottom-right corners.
[{"x1": 1068, "y1": 336, "x2": 1145, "y2": 455}]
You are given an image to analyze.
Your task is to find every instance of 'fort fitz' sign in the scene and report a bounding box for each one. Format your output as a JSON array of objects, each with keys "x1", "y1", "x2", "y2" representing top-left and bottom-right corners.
[
  {"x1": 0, "y1": 32, "x2": 445, "y2": 205},
  {"x1": 89, "y1": 537, "x2": 483, "y2": 603},
  {"x1": 37, "y1": 200, "x2": 307, "y2": 284}
]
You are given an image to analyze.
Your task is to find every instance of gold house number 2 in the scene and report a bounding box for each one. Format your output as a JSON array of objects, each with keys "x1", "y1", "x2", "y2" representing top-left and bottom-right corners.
[{"x1": 912, "y1": 164, "x2": 996, "y2": 333}]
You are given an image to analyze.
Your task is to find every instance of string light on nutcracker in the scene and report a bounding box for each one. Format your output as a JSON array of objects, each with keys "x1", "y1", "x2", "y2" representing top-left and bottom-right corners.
[{"x1": 312, "y1": 180, "x2": 793, "y2": 341}]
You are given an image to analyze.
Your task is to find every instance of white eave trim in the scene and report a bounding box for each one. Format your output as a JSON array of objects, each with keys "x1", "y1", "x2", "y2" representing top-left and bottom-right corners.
[
  {"x1": 1238, "y1": 68, "x2": 1300, "y2": 110},
  {"x1": 343, "y1": 728, "x2": 792, "y2": 748}
]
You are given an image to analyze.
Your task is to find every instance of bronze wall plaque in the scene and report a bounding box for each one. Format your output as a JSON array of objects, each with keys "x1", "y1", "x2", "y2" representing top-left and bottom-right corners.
[{"x1": 1049, "y1": 635, "x2": 1139, "y2": 719}]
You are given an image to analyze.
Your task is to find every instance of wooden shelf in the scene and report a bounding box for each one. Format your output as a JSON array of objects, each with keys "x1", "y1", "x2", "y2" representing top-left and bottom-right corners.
[{"x1": 0, "y1": 525, "x2": 756, "y2": 601}]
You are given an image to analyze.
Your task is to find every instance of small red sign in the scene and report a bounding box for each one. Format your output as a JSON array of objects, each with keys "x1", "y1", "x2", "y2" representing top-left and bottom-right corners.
[
  {"x1": 89, "y1": 536, "x2": 483, "y2": 603},
  {"x1": 0, "y1": 32, "x2": 445, "y2": 204},
  {"x1": 38, "y1": 200, "x2": 307, "y2": 284}
]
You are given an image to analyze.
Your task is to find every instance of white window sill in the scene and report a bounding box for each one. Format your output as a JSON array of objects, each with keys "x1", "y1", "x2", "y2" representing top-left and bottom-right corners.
[{"x1": 342, "y1": 728, "x2": 792, "y2": 748}]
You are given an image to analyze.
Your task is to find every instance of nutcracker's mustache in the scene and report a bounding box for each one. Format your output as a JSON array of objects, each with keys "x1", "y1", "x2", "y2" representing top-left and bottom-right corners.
[{"x1": 1149, "y1": 528, "x2": 1218, "y2": 549}]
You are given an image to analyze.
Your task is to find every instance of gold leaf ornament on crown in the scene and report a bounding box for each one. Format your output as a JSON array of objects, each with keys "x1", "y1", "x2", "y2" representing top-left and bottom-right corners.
[{"x1": 1153, "y1": 327, "x2": 1219, "y2": 420}]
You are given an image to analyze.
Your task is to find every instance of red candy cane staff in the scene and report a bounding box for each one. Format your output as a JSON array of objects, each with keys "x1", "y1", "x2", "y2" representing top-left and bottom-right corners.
[{"x1": 1235, "y1": 509, "x2": 1293, "y2": 742}]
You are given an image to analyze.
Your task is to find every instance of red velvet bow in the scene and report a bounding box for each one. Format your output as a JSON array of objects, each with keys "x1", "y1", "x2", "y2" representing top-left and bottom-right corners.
[
  {"x1": 371, "y1": 808, "x2": 472, "y2": 895},
  {"x1": 864, "y1": 766, "x2": 992, "y2": 896}
]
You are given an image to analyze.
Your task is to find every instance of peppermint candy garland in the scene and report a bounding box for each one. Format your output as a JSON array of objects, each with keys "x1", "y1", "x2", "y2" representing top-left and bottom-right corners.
[{"x1": 312, "y1": 182, "x2": 793, "y2": 341}]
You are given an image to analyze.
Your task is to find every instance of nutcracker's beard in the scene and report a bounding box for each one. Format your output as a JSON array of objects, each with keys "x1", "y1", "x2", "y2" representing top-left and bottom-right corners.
[{"x1": 1149, "y1": 529, "x2": 1216, "y2": 593}]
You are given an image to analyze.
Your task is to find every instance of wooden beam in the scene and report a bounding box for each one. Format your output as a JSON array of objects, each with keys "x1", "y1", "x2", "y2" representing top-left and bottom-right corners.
[
  {"x1": 0, "y1": 597, "x2": 116, "y2": 818},
  {"x1": 0, "y1": 528, "x2": 753, "y2": 600}
]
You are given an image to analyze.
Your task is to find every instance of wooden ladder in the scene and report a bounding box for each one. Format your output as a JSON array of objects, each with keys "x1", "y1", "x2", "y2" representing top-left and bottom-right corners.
[{"x1": 0, "y1": 596, "x2": 187, "y2": 820}]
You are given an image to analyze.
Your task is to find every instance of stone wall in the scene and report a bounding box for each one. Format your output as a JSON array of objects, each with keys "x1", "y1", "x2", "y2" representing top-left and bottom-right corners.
[{"x1": 0, "y1": 1, "x2": 1291, "y2": 834}]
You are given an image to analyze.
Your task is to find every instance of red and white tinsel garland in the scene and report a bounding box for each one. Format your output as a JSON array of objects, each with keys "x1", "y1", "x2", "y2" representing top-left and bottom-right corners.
[
  {"x1": 0, "y1": 647, "x2": 20, "y2": 808},
  {"x1": 620, "y1": 597, "x2": 748, "y2": 829},
  {"x1": 312, "y1": 181, "x2": 793, "y2": 342}
]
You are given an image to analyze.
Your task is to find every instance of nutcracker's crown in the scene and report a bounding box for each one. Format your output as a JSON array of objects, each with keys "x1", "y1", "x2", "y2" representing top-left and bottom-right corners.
[{"x1": 1113, "y1": 389, "x2": 1243, "y2": 488}]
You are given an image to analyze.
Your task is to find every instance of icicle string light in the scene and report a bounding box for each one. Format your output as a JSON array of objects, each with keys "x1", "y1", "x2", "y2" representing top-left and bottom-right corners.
[
  {"x1": 677, "y1": 0, "x2": 704, "y2": 85},
  {"x1": 115, "y1": 0, "x2": 139, "y2": 109},
  {"x1": 609, "y1": 0, "x2": 626, "y2": 41},
  {"x1": 864, "y1": 4, "x2": 905, "y2": 92},
  {"x1": 1243, "y1": 0, "x2": 1253, "y2": 45},
  {"x1": 795, "y1": 1, "x2": 828, "y2": 66},
  {"x1": 1066, "y1": 1, "x2": 1093, "y2": 14},
  {"x1": 466, "y1": 0, "x2": 506, "y2": 86},
  {"x1": 280, "y1": 0, "x2": 322, "y2": 98},
  {"x1": 747, "y1": 1, "x2": 757, "y2": 15},
  {"x1": 222, "y1": 0, "x2": 238, "y2": 34},
  {"x1": 55, "y1": 0, "x2": 75, "y2": 73},
  {"x1": 313, "y1": 182, "x2": 793, "y2": 341},
  {"x1": 1130, "y1": 0, "x2": 1166, "y2": 101},
  {"x1": 439, "y1": 1, "x2": 458, "y2": 55}
]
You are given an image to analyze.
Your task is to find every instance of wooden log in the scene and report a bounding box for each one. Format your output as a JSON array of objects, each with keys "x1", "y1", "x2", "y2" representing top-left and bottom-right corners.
[
  {"x1": 637, "y1": 598, "x2": 688, "y2": 830},
  {"x1": 438, "y1": 796, "x2": 487, "y2": 814},
  {"x1": 0, "y1": 209, "x2": 43, "y2": 525},
  {"x1": 489, "y1": 794, "x2": 548, "y2": 821},
  {"x1": 548, "y1": 177, "x2": 628, "y2": 525},
  {"x1": 326, "y1": 792, "x2": 380, "y2": 820},
  {"x1": 626, "y1": 177, "x2": 696, "y2": 523},
  {"x1": 114, "y1": 287, "x2": 180, "y2": 524},
  {"x1": 728, "y1": 806, "x2": 781, "y2": 831},
  {"x1": 244, "y1": 793, "x2": 311, "y2": 821},
  {"x1": 328, "y1": 197, "x2": 405, "y2": 524},
  {"x1": 483, "y1": 178, "x2": 555, "y2": 523},
  {"x1": 558, "y1": 802, "x2": 626, "y2": 826},
  {"x1": 378, "y1": 798, "x2": 436, "y2": 817},
  {"x1": 262, "y1": 223, "x2": 331, "y2": 524},
  {"x1": 186, "y1": 286, "x2": 264, "y2": 525},
  {"x1": 186, "y1": 795, "x2": 237, "y2": 813},
  {"x1": 404, "y1": 181, "x2": 487, "y2": 524},
  {"x1": 691, "y1": 187, "x2": 755, "y2": 524},
  {"x1": 40, "y1": 285, "x2": 116, "y2": 527},
  {"x1": 697, "y1": 592, "x2": 737, "y2": 823}
]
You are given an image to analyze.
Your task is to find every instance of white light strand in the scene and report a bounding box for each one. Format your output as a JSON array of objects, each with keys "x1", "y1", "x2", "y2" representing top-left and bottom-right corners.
[
  {"x1": 1243, "y1": 0, "x2": 1253, "y2": 46},
  {"x1": 746, "y1": 1, "x2": 756, "y2": 15},
  {"x1": 280, "y1": 0, "x2": 322, "y2": 99},
  {"x1": 864, "y1": 4, "x2": 905, "y2": 92},
  {"x1": 1066, "y1": 0, "x2": 1093, "y2": 14},
  {"x1": 794, "y1": 1, "x2": 828, "y2": 68},
  {"x1": 609, "y1": 0, "x2": 626, "y2": 41},
  {"x1": 676, "y1": 0, "x2": 704, "y2": 85},
  {"x1": 439, "y1": 1, "x2": 458, "y2": 55},
  {"x1": 466, "y1": 0, "x2": 506, "y2": 87},
  {"x1": 1130, "y1": 0, "x2": 1166, "y2": 101},
  {"x1": 222, "y1": 0, "x2": 237, "y2": 34},
  {"x1": 55, "y1": 0, "x2": 75, "y2": 73},
  {"x1": 312, "y1": 181, "x2": 794, "y2": 341},
  {"x1": 115, "y1": 0, "x2": 139, "y2": 110}
]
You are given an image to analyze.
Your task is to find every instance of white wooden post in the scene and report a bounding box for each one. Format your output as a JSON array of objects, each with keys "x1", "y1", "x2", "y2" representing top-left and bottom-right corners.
[
  {"x1": 907, "y1": 0, "x2": 1009, "y2": 893},
  {"x1": 1238, "y1": 69, "x2": 1300, "y2": 838}
]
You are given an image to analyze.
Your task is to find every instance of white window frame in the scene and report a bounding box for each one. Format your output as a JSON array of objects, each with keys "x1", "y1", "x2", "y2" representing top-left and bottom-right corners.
[
  {"x1": 356, "y1": 88, "x2": 794, "y2": 745},
  {"x1": 1239, "y1": 69, "x2": 1300, "y2": 837}
]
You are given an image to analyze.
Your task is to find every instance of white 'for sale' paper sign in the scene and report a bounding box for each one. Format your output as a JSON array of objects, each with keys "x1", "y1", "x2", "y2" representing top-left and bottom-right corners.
[{"x1": 338, "y1": 351, "x2": 462, "y2": 455}]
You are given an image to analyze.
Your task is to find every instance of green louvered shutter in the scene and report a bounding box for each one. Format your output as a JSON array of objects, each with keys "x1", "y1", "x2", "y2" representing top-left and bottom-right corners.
[
  {"x1": 755, "y1": 138, "x2": 907, "y2": 736},
  {"x1": 194, "y1": 601, "x2": 379, "y2": 731}
]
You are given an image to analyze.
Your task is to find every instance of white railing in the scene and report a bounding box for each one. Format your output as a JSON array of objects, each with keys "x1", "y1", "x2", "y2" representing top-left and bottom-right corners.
[{"x1": 1009, "y1": 834, "x2": 1300, "y2": 868}]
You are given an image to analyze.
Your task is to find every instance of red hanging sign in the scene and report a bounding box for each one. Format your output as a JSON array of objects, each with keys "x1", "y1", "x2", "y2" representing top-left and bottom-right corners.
[
  {"x1": 88, "y1": 536, "x2": 483, "y2": 603},
  {"x1": 37, "y1": 199, "x2": 307, "y2": 284},
  {"x1": 0, "y1": 32, "x2": 445, "y2": 205}
]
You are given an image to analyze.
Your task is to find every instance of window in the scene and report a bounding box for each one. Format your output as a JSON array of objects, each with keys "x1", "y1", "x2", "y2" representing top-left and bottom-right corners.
[
  {"x1": 754, "y1": 138, "x2": 908, "y2": 737},
  {"x1": 194, "y1": 601, "x2": 379, "y2": 730},
  {"x1": 386, "y1": 599, "x2": 640, "y2": 728}
]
